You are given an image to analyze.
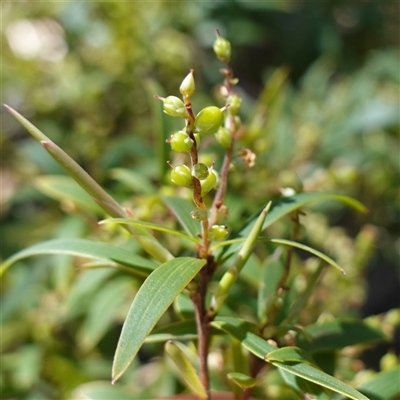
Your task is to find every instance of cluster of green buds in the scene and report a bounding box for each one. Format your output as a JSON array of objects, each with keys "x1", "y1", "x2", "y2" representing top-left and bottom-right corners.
[{"x1": 155, "y1": 33, "x2": 239, "y2": 245}]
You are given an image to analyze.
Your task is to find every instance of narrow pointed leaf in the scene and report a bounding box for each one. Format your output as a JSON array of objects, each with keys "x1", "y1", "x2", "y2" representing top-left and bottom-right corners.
[
  {"x1": 265, "y1": 346, "x2": 315, "y2": 366},
  {"x1": 0, "y1": 238, "x2": 157, "y2": 278},
  {"x1": 165, "y1": 341, "x2": 207, "y2": 399},
  {"x1": 162, "y1": 196, "x2": 201, "y2": 237},
  {"x1": 212, "y1": 317, "x2": 369, "y2": 400},
  {"x1": 240, "y1": 192, "x2": 367, "y2": 239},
  {"x1": 5, "y1": 105, "x2": 173, "y2": 263},
  {"x1": 100, "y1": 218, "x2": 201, "y2": 243},
  {"x1": 35, "y1": 175, "x2": 104, "y2": 214},
  {"x1": 227, "y1": 372, "x2": 257, "y2": 389},
  {"x1": 112, "y1": 257, "x2": 206, "y2": 383},
  {"x1": 270, "y1": 238, "x2": 345, "y2": 274},
  {"x1": 272, "y1": 362, "x2": 369, "y2": 400},
  {"x1": 343, "y1": 366, "x2": 400, "y2": 400},
  {"x1": 297, "y1": 319, "x2": 388, "y2": 352}
]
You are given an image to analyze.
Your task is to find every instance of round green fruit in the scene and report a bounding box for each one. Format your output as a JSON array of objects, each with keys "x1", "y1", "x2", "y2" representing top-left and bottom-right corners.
[
  {"x1": 215, "y1": 127, "x2": 232, "y2": 149},
  {"x1": 170, "y1": 131, "x2": 194, "y2": 153},
  {"x1": 163, "y1": 96, "x2": 188, "y2": 118},
  {"x1": 194, "y1": 106, "x2": 224, "y2": 135},
  {"x1": 208, "y1": 225, "x2": 228, "y2": 241},
  {"x1": 170, "y1": 165, "x2": 193, "y2": 188}
]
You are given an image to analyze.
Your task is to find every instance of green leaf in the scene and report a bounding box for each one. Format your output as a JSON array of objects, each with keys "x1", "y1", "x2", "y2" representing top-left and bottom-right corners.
[
  {"x1": 34, "y1": 175, "x2": 104, "y2": 214},
  {"x1": 162, "y1": 196, "x2": 201, "y2": 237},
  {"x1": 146, "y1": 320, "x2": 198, "y2": 343},
  {"x1": 5, "y1": 105, "x2": 173, "y2": 263},
  {"x1": 78, "y1": 277, "x2": 131, "y2": 352},
  {"x1": 211, "y1": 317, "x2": 277, "y2": 354},
  {"x1": 0, "y1": 238, "x2": 157, "y2": 278},
  {"x1": 72, "y1": 381, "x2": 139, "y2": 400},
  {"x1": 112, "y1": 257, "x2": 206, "y2": 383},
  {"x1": 272, "y1": 362, "x2": 369, "y2": 400},
  {"x1": 212, "y1": 318, "x2": 369, "y2": 400},
  {"x1": 227, "y1": 372, "x2": 257, "y2": 389},
  {"x1": 266, "y1": 346, "x2": 316, "y2": 366},
  {"x1": 297, "y1": 319, "x2": 388, "y2": 352},
  {"x1": 350, "y1": 366, "x2": 400, "y2": 400},
  {"x1": 241, "y1": 192, "x2": 367, "y2": 238},
  {"x1": 279, "y1": 369, "x2": 331, "y2": 400},
  {"x1": 109, "y1": 168, "x2": 156, "y2": 195},
  {"x1": 270, "y1": 238, "x2": 345, "y2": 274},
  {"x1": 100, "y1": 218, "x2": 201, "y2": 244},
  {"x1": 165, "y1": 341, "x2": 207, "y2": 399}
]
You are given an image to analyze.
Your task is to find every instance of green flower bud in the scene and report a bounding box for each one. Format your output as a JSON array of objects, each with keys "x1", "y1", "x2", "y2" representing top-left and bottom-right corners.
[
  {"x1": 213, "y1": 37, "x2": 231, "y2": 62},
  {"x1": 208, "y1": 225, "x2": 228, "y2": 241},
  {"x1": 163, "y1": 96, "x2": 188, "y2": 118},
  {"x1": 200, "y1": 169, "x2": 218, "y2": 197},
  {"x1": 227, "y1": 94, "x2": 242, "y2": 115},
  {"x1": 194, "y1": 106, "x2": 224, "y2": 135},
  {"x1": 192, "y1": 163, "x2": 209, "y2": 180},
  {"x1": 180, "y1": 69, "x2": 195, "y2": 97},
  {"x1": 215, "y1": 126, "x2": 232, "y2": 149},
  {"x1": 170, "y1": 165, "x2": 193, "y2": 188},
  {"x1": 169, "y1": 130, "x2": 194, "y2": 153}
]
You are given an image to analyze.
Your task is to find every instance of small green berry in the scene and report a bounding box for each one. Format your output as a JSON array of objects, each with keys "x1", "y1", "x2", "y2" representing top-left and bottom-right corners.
[
  {"x1": 163, "y1": 96, "x2": 188, "y2": 118},
  {"x1": 213, "y1": 36, "x2": 231, "y2": 62},
  {"x1": 227, "y1": 94, "x2": 242, "y2": 115},
  {"x1": 215, "y1": 126, "x2": 232, "y2": 149},
  {"x1": 201, "y1": 169, "x2": 218, "y2": 197},
  {"x1": 180, "y1": 70, "x2": 195, "y2": 97},
  {"x1": 194, "y1": 106, "x2": 224, "y2": 135},
  {"x1": 208, "y1": 225, "x2": 228, "y2": 241},
  {"x1": 170, "y1": 165, "x2": 193, "y2": 188},
  {"x1": 192, "y1": 163, "x2": 209, "y2": 180},
  {"x1": 169, "y1": 131, "x2": 194, "y2": 153}
]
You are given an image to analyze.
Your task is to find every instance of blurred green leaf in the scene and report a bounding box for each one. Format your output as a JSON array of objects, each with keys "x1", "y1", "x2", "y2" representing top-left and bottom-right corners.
[
  {"x1": 162, "y1": 196, "x2": 201, "y2": 237},
  {"x1": 1, "y1": 238, "x2": 157, "y2": 278},
  {"x1": 35, "y1": 175, "x2": 104, "y2": 214},
  {"x1": 112, "y1": 257, "x2": 206, "y2": 383},
  {"x1": 100, "y1": 218, "x2": 201, "y2": 243},
  {"x1": 78, "y1": 276, "x2": 131, "y2": 352},
  {"x1": 72, "y1": 381, "x2": 138, "y2": 400},
  {"x1": 297, "y1": 319, "x2": 388, "y2": 352}
]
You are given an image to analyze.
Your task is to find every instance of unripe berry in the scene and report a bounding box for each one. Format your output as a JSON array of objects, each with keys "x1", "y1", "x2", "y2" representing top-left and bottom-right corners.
[
  {"x1": 200, "y1": 169, "x2": 218, "y2": 197},
  {"x1": 163, "y1": 96, "x2": 188, "y2": 118},
  {"x1": 192, "y1": 163, "x2": 209, "y2": 180},
  {"x1": 169, "y1": 131, "x2": 194, "y2": 153},
  {"x1": 227, "y1": 94, "x2": 242, "y2": 115},
  {"x1": 170, "y1": 165, "x2": 193, "y2": 188},
  {"x1": 213, "y1": 37, "x2": 231, "y2": 62},
  {"x1": 215, "y1": 126, "x2": 232, "y2": 149},
  {"x1": 208, "y1": 225, "x2": 228, "y2": 241},
  {"x1": 194, "y1": 106, "x2": 224, "y2": 135},
  {"x1": 180, "y1": 70, "x2": 195, "y2": 97}
]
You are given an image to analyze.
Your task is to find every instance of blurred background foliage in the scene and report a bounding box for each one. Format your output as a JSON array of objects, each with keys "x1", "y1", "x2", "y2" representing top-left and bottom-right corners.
[{"x1": 1, "y1": 1, "x2": 399, "y2": 399}]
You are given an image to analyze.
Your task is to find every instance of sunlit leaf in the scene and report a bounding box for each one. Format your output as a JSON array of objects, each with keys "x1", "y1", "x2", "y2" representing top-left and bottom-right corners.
[
  {"x1": 0, "y1": 238, "x2": 157, "y2": 278},
  {"x1": 112, "y1": 257, "x2": 206, "y2": 383}
]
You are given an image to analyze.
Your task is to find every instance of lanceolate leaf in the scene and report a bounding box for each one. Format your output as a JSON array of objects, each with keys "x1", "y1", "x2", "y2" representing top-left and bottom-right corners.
[
  {"x1": 297, "y1": 319, "x2": 388, "y2": 352},
  {"x1": 240, "y1": 192, "x2": 367, "y2": 239},
  {"x1": 341, "y1": 366, "x2": 400, "y2": 400},
  {"x1": 212, "y1": 317, "x2": 369, "y2": 400},
  {"x1": 112, "y1": 257, "x2": 206, "y2": 383},
  {"x1": 100, "y1": 218, "x2": 201, "y2": 243},
  {"x1": 0, "y1": 239, "x2": 157, "y2": 278},
  {"x1": 162, "y1": 196, "x2": 201, "y2": 237},
  {"x1": 270, "y1": 238, "x2": 345, "y2": 274}
]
